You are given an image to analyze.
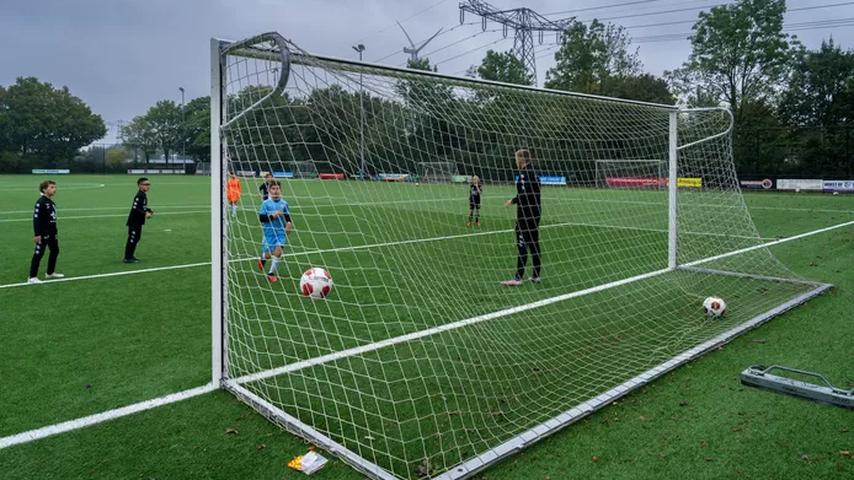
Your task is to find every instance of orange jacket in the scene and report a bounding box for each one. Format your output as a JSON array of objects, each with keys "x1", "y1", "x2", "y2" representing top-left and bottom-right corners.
[{"x1": 227, "y1": 177, "x2": 242, "y2": 202}]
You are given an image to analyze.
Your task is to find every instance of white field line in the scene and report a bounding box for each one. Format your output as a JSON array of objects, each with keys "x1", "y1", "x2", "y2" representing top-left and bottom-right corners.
[
  {"x1": 0, "y1": 218, "x2": 850, "y2": 450},
  {"x1": 0, "y1": 204, "x2": 212, "y2": 215},
  {"x1": 2, "y1": 193, "x2": 851, "y2": 217},
  {"x1": 0, "y1": 210, "x2": 209, "y2": 223},
  {"x1": 0, "y1": 384, "x2": 216, "y2": 450},
  {"x1": 0, "y1": 219, "x2": 777, "y2": 290}
]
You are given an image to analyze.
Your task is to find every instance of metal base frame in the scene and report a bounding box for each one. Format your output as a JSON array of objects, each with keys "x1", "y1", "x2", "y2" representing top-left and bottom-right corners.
[{"x1": 741, "y1": 365, "x2": 853, "y2": 409}]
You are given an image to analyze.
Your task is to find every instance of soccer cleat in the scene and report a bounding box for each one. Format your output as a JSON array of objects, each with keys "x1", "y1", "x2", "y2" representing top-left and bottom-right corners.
[
  {"x1": 45, "y1": 273, "x2": 65, "y2": 279},
  {"x1": 266, "y1": 274, "x2": 279, "y2": 283},
  {"x1": 27, "y1": 277, "x2": 43, "y2": 284},
  {"x1": 501, "y1": 279, "x2": 523, "y2": 286},
  {"x1": 123, "y1": 258, "x2": 140, "y2": 263},
  {"x1": 475, "y1": 220, "x2": 480, "y2": 227},
  {"x1": 530, "y1": 276, "x2": 541, "y2": 284},
  {"x1": 466, "y1": 221, "x2": 471, "y2": 227}
]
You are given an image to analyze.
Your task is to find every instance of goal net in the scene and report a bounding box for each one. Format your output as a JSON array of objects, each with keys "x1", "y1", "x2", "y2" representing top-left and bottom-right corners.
[
  {"x1": 418, "y1": 161, "x2": 458, "y2": 183},
  {"x1": 212, "y1": 33, "x2": 829, "y2": 480}
]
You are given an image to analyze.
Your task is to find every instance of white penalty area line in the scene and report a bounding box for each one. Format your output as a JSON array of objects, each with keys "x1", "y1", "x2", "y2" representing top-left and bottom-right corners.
[
  {"x1": 1, "y1": 218, "x2": 851, "y2": 450},
  {"x1": 0, "y1": 384, "x2": 216, "y2": 450},
  {"x1": 0, "y1": 218, "x2": 782, "y2": 290}
]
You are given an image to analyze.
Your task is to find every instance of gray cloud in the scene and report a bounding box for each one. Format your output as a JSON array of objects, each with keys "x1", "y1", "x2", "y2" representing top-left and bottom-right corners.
[{"x1": 2, "y1": 0, "x2": 852, "y2": 141}]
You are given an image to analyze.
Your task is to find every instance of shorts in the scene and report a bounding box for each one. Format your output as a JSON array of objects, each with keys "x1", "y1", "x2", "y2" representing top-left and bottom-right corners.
[
  {"x1": 469, "y1": 196, "x2": 481, "y2": 209},
  {"x1": 262, "y1": 230, "x2": 287, "y2": 253}
]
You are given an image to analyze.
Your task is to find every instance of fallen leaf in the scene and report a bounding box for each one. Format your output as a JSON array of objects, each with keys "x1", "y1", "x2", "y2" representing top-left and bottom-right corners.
[
  {"x1": 591, "y1": 455, "x2": 600, "y2": 462},
  {"x1": 224, "y1": 428, "x2": 238, "y2": 435},
  {"x1": 699, "y1": 440, "x2": 708, "y2": 449},
  {"x1": 705, "y1": 457, "x2": 715, "y2": 462},
  {"x1": 679, "y1": 400, "x2": 690, "y2": 407},
  {"x1": 255, "y1": 443, "x2": 266, "y2": 450},
  {"x1": 639, "y1": 415, "x2": 648, "y2": 422},
  {"x1": 839, "y1": 450, "x2": 852, "y2": 459},
  {"x1": 751, "y1": 339, "x2": 767, "y2": 344}
]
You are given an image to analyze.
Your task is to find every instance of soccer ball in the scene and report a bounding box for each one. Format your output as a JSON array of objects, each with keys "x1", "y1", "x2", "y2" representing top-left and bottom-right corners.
[
  {"x1": 300, "y1": 267, "x2": 333, "y2": 299},
  {"x1": 703, "y1": 296, "x2": 726, "y2": 318}
]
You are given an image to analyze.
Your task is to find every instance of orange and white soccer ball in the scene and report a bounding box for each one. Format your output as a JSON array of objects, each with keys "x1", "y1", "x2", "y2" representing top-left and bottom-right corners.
[
  {"x1": 703, "y1": 296, "x2": 726, "y2": 318},
  {"x1": 300, "y1": 267, "x2": 333, "y2": 299}
]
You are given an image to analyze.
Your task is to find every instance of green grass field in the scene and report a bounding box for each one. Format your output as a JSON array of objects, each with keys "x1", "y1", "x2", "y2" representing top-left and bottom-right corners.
[{"x1": 1, "y1": 174, "x2": 851, "y2": 479}]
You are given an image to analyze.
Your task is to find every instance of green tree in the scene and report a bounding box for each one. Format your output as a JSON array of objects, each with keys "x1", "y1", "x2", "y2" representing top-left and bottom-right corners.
[
  {"x1": 0, "y1": 77, "x2": 105, "y2": 164},
  {"x1": 121, "y1": 100, "x2": 183, "y2": 163},
  {"x1": 778, "y1": 40, "x2": 854, "y2": 176},
  {"x1": 668, "y1": 0, "x2": 795, "y2": 123},
  {"x1": 120, "y1": 116, "x2": 157, "y2": 162},
  {"x1": 183, "y1": 96, "x2": 211, "y2": 162},
  {"x1": 603, "y1": 73, "x2": 675, "y2": 105},
  {"x1": 475, "y1": 50, "x2": 533, "y2": 86},
  {"x1": 545, "y1": 19, "x2": 641, "y2": 93}
]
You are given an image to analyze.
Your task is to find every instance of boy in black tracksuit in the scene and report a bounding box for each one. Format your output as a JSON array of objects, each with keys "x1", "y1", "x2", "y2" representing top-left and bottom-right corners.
[
  {"x1": 124, "y1": 177, "x2": 154, "y2": 263},
  {"x1": 503, "y1": 149, "x2": 541, "y2": 286},
  {"x1": 28, "y1": 180, "x2": 62, "y2": 284}
]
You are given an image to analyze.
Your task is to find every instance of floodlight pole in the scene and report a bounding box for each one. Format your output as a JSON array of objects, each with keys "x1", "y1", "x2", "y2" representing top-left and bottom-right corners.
[
  {"x1": 179, "y1": 87, "x2": 186, "y2": 163},
  {"x1": 353, "y1": 44, "x2": 366, "y2": 179}
]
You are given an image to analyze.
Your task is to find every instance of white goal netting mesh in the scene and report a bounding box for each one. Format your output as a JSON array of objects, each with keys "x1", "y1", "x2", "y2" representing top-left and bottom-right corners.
[{"x1": 216, "y1": 34, "x2": 823, "y2": 479}]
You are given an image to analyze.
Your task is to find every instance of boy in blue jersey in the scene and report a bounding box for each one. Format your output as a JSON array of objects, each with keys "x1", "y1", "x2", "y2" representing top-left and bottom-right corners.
[{"x1": 257, "y1": 180, "x2": 292, "y2": 282}]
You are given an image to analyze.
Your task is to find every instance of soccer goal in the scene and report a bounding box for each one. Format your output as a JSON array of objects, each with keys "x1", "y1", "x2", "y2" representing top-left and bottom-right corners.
[
  {"x1": 211, "y1": 32, "x2": 830, "y2": 480},
  {"x1": 289, "y1": 160, "x2": 319, "y2": 179},
  {"x1": 418, "y1": 161, "x2": 459, "y2": 183}
]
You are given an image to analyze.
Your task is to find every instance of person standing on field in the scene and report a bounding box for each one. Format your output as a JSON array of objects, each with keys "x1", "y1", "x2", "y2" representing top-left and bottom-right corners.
[
  {"x1": 28, "y1": 180, "x2": 63, "y2": 284},
  {"x1": 502, "y1": 149, "x2": 542, "y2": 286},
  {"x1": 123, "y1": 177, "x2": 154, "y2": 263},
  {"x1": 227, "y1": 174, "x2": 242, "y2": 217}
]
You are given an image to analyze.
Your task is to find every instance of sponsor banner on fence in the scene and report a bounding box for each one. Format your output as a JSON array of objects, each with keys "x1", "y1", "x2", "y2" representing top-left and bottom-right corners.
[
  {"x1": 237, "y1": 170, "x2": 255, "y2": 177},
  {"x1": 378, "y1": 173, "x2": 409, "y2": 182},
  {"x1": 319, "y1": 173, "x2": 345, "y2": 180},
  {"x1": 127, "y1": 168, "x2": 186, "y2": 175},
  {"x1": 32, "y1": 169, "x2": 70, "y2": 174},
  {"x1": 540, "y1": 175, "x2": 567, "y2": 186},
  {"x1": 605, "y1": 177, "x2": 702, "y2": 188},
  {"x1": 606, "y1": 177, "x2": 664, "y2": 187},
  {"x1": 822, "y1": 180, "x2": 854, "y2": 192},
  {"x1": 273, "y1": 171, "x2": 294, "y2": 178},
  {"x1": 740, "y1": 179, "x2": 774, "y2": 190},
  {"x1": 777, "y1": 179, "x2": 822, "y2": 191},
  {"x1": 452, "y1": 175, "x2": 472, "y2": 183},
  {"x1": 513, "y1": 175, "x2": 567, "y2": 185},
  {"x1": 676, "y1": 177, "x2": 702, "y2": 188}
]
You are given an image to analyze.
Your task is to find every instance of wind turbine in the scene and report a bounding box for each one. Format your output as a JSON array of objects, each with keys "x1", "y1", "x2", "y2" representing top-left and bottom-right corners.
[{"x1": 397, "y1": 22, "x2": 442, "y2": 63}]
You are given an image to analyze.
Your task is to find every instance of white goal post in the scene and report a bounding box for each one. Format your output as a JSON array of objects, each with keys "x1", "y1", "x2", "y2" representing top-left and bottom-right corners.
[{"x1": 210, "y1": 32, "x2": 830, "y2": 480}]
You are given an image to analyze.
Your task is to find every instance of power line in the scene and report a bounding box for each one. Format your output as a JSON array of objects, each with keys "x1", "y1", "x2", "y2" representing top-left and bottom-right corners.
[
  {"x1": 543, "y1": 0, "x2": 669, "y2": 16},
  {"x1": 353, "y1": 0, "x2": 453, "y2": 44}
]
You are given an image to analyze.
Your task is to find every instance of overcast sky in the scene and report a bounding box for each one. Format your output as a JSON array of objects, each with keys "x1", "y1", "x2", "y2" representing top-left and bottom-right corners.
[{"x1": 2, "y1": 0, "x2": 853, "y2": 142}]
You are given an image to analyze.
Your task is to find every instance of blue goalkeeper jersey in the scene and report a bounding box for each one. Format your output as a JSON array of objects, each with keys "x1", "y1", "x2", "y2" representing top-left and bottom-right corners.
[{"x1": 259, "y1": 198, "x2": 289, "y2": 236}]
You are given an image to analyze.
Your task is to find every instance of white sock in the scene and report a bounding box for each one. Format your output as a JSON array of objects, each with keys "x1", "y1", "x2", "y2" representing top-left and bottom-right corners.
[
  {"x1": 231, "y1": 205, "x2": 238, "y2": 216},
  {"x1": 268, "y1": 255, "x2": 281, "y2": 275}
]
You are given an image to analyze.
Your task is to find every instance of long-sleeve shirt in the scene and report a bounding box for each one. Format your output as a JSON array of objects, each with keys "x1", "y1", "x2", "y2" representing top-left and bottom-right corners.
[
  {"x1": 33, "y1": 194, "x2": 57, "y2": 236},
  {"x1": 126, "y1": 191, "x2": 152, "y2": 227},
  {"x1": 511, "y1": 166, "x2": 541, "y2": 221}
]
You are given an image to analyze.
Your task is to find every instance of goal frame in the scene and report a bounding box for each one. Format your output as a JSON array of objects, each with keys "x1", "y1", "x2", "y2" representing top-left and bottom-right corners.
[{"x1": 210, "y1": 32, "x2": 831, "y2": 480}]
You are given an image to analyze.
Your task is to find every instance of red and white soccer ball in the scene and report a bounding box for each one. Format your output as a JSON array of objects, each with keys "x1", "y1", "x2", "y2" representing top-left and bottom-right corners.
[
  {"x1": 300, "y1": 267, "x2": 333, "y2": 299},
  {"x1": 703, "y1": 296, "x2": 727, "y2": 318}
]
